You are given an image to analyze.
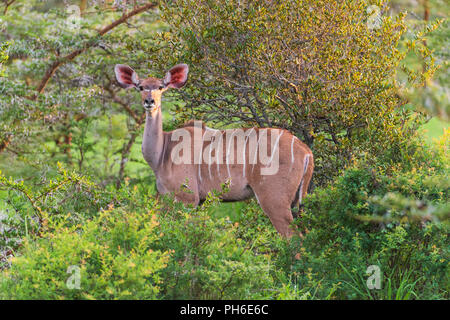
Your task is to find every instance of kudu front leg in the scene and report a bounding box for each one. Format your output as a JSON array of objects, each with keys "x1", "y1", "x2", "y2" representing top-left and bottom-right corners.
[
  {"x1": 173, "y1": 177, "x2": 200, "y2": 207},
  {"x1": 174, "y1": 191, "x2": 200, "y2": 207}
]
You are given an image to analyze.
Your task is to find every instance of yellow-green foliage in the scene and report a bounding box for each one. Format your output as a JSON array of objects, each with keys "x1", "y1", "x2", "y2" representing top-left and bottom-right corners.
[
  {"x1": 289, "y1": 136, "x2": 449, "y2": 299},
  {"x1": 152, "y1": 0, "x2": 441, "y2": 185},
  {"x1": 0, "y1": 1, "x2": 448, "y2": 301},
  {"x1": 0, "y1": 42, "x2": 8, "y2": 77},
  {"x1": 0, "y1": 134, "x2": 448, "y2": 299},
  {"x1": 0, "y1": 170, "x2": 288, "y2": 300},
  {"x1": 153, "y1": 193, "x2": 280, "y2": 299},
  {"x1": 1, "y1": 207, "x2": 170, "y2": 300}
]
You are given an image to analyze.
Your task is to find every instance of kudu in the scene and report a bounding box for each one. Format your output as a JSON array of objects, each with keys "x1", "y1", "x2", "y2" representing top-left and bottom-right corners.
[{"x1": 114, "y1": 63, "x2": 314, "y2": 237}]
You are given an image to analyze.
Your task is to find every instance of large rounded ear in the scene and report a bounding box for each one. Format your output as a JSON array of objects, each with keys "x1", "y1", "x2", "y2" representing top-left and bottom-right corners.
[
  {"x1": 114, "y1": 64, "x2": 139, "y2": 89},
  {"x1": 163, "y1": 64, "x2": 189, "y2": 89}
]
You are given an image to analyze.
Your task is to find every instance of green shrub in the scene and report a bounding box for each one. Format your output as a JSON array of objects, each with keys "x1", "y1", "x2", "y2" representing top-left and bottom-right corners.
[
  {"x1": 0, "y1": 41, "x2": 8, "y2": 77},
  {"x1": 152, "y1": 0, "x2": 442, "y2": 185},
  {"x1": 1, "y1": 135, "x2": 448, "y2": 300},
  {"x1": 0, "y1": 163, "x2": 124, "y2": 269},
  {"x1": 0, "y1": 176, "x2": 301, "y2": 300},
  {"x1": 0, "y1": 206, "x2": 170, "y2": 299},
  {"x1": 284, "y1": 136, "x2": 449, "y2": 299},
  {"x1": 154, "y1": 193, "x2": 283, "y2": 299}
]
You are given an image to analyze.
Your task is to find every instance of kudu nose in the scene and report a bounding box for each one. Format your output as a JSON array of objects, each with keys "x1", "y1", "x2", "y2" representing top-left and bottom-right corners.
[{"x1": 144, "y1": 98, "x2": 155, "y2": 106}]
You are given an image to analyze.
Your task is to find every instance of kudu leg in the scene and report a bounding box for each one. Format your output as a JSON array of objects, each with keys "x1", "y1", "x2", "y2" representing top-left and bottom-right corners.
[
  {"x1": 291, "y1": 154, "x2": 314, "y2": 221},
  {"x1": 173, "y1": 177, "x2": 200, "y2": 207},
  {"x1": 299, "y1": 156, "x2": 314, "y2": 202},
  {"x1": 174, "y1": 192, "x2": 199, "y2": 207},
  {"x1": 253, "y1": 190, "x2": 296, "y2": 238}
]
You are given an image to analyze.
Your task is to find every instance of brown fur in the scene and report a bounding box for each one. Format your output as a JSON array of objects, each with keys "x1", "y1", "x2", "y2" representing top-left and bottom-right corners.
[{"x1": 151, "y1": 118, "x2": 314, "y2": 237}]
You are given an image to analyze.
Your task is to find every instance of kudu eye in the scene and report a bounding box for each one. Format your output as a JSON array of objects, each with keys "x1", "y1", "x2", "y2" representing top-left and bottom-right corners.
[
  {"x1": 138, "y1": 85, "x2": 144, "y2": 91},
  {"x1": 158, "y1": 85, "x2": 164, "y2": 90}
]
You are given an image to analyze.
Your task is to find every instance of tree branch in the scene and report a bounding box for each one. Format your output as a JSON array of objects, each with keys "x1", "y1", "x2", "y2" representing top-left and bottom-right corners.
[
  {"x1": 103, "y1": 82, "x2": 143, "y2": 123},
  {"x1": 2, "y1": 0, "x2": 16, "y2": 15},
  {"x1": 35, "y1": 2, "x2": 157, "y2": 95}
]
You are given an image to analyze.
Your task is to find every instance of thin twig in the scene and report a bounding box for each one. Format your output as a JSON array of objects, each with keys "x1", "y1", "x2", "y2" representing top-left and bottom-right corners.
[{"x1": 35, "y1": 2, "x2": 157, "y2": 95}]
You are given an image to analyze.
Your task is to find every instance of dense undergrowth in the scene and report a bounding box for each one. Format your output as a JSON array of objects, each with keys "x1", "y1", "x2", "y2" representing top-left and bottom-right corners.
[
  {"x1": 0, "y1": 0, "x2": 448, "y2": 301},
  {"x1": 0, "y1": 132, "x2": 448, "y2": 300}
]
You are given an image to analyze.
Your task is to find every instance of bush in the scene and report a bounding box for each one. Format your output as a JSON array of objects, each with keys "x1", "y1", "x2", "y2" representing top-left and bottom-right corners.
[
  {"x1": 283, "y1": 135, "x2": 449, "y2": 299},
  {"x1": 0, "y1": 163, "x2": 122, "y2": 269},
  {"x1": 0, "y1": 41, "x2": 8, "y2": 77},
  {"x1": 0, "y1": 206, "x2": 170, "y2": 299},
  {"x1": 0, "y1": 175, "x2": 297, "y2": 300},
  {"x1": 1, "y1": 133, "x2": 448, "y2": 300},
  {"x1": 153, "y1": 192, "x2": 284, "y2": 299},
  {"x1": 152, "y1": 0, "x2": 441, "y2": 185}
]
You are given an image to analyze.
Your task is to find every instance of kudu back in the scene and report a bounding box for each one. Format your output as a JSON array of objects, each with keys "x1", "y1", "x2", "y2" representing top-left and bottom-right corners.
[{"x1": 115, "y1": 63, "x2": 314, "y2": 237}]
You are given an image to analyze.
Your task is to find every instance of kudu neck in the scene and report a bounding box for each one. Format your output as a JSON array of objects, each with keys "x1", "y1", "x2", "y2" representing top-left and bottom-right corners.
[{"x1": 142, "y1": 106, "x2": 164, "y2": 170}]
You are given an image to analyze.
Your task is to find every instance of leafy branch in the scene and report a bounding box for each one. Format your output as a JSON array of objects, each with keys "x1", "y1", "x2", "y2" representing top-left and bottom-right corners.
[{"x1": 35, "y1": 2, "x2": 158, "y2": 95}]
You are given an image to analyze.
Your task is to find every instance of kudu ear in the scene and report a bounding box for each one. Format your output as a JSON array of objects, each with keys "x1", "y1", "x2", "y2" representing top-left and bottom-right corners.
[
  {"x1": 163, "y1": 64, "x2": 189, "y2": 89},
  {"x1": 114, "y1": 64, "x2": 139, "y2": 89}
]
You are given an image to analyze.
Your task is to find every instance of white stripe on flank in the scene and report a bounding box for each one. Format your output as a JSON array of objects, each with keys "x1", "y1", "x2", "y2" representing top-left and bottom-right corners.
[
  {"x1": 208, "y1": 143, "x2": 212, "y2": 180},
  {"x1": 291, "y1": 136, "x2": 295, "y2": 163},
  {"x1": 226, "y1": 133, "x2": 233, "y2": 179},
  {"x1": 216, "y1": 148, "x2": 221, "y2": 178},
  {"x1": 217, "y1": 132, "x2": 222, "y2": 178},
  {"x1": 242, "y1": 128, "x2": 255, "y2": 178},
  {"x1": 198, "y1": 131, "x2": 207, "y2": 182},
  {"x1": 208, "y1": 127, "x2": 221, "y2": 180},
  {"x1": 242, "y1": 132, "x2": 250, "y2": 178},
  {"x1": 252, "y1": 132, "x2": 263, "y2": 173},
  {"x1": 303, "y1": 154, "x2": 310, "y2": 175},
  {"x1": 268, "y1": 130, "x2": 283, "y2": 164},
  {"x1": 298, "y1": 154, "x2": 310, "y2": 204}
]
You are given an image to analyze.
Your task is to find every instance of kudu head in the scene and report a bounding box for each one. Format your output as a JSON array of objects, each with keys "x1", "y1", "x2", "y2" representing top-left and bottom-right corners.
[{"x1": 114, "y1": 63, "x2": 189, "y2": 114}]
